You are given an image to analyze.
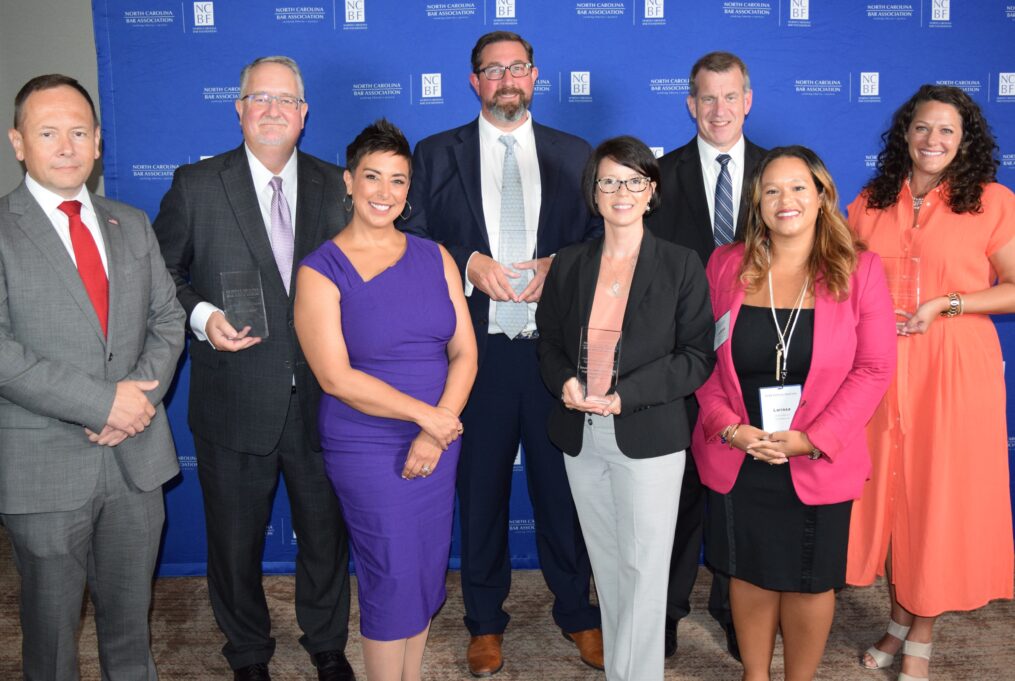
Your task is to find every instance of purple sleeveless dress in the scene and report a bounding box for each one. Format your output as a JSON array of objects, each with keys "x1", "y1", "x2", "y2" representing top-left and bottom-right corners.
[{"x1": 300, "y1": 234, "x2": 459, "y2": 641}]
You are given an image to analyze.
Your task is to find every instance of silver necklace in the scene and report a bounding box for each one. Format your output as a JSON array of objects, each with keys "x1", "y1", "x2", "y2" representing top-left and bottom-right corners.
[{"x1": 602, "y1": 252, "x2": 637, "y2": 297}]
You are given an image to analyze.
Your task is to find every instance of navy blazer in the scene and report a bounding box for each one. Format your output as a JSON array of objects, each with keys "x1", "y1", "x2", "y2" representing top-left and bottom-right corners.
[
  {"x1": 646, "y1": 135, "x2": 767, "y2": 268},
  {"x1": 403, "y1": 118, "x2": 602, "y2": 364}
]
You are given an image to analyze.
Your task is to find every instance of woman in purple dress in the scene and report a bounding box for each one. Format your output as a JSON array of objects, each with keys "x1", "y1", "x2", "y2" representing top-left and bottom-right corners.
[{"x1": 295, "y1": 119, "x2": 477, "y2": 681}]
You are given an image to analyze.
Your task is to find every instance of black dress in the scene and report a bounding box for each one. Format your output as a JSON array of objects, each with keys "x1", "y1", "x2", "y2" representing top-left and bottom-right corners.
[{"x1": 705, "y1": 305, "x2": 852, "y2": 593}]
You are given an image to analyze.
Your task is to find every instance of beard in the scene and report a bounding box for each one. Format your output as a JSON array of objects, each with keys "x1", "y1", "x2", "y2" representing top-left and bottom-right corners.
[{"x1": 486, "y1": 86, "x2": 531, "y2": 124}]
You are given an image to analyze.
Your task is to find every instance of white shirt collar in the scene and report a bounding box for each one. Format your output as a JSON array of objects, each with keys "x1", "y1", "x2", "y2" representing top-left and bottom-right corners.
[
  {"x1": 696, "y1": 134, "x2": 746, "y2": 168},
  {"x1": 244, "y1": 145, "x2": 298, "y2": 193},
  {"x1": 478, "y1": 112, "x2": 536, "y2": 151},
  {"x1": 24, "y1": 174, "x2": 95, "y2": 218}
]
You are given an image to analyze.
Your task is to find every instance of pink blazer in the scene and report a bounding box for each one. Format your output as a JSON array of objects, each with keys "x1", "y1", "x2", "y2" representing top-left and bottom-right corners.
[{"x1": 691, "y1": 243, "x2": 896, "y2": 505}]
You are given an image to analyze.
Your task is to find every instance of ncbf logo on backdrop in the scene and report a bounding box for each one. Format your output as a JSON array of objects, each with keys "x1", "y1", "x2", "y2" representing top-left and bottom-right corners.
[
  {"x1": 790, "y1": 0, "x2": 808, "y2": 20},
  {"x1": 858, "y1": 71, "x2": 881, "y2": 103},
  {"x1": 1000, "y1": 73, "x2": 1015, "y2": 99},
  {"x1": 345, "y1": 0, "x2": 365, "y2": 22},
  {"x1": 571, "y1": 71, "x2": 590, "y2": 96},
  {"x1": 194, "y1": 2, "x2": 214, "y2": 25},
  {"x1": 931, "y1": 0, "x2": 950, "y2": 21},
  {"x1": 568, "y1": 71, "x2": 592, "y2": 103},
  {"x1": 496, "y1": 0, "x2": 515, "y2": 18},
  {"x1": 861, "y1": 72, "x2": 879, "y2": 96},
  {"x1": 420, "y1": 73, "x2": 443, "y2": 105},
  {"x1": 422, "y1": 73, "x2": 442, "y2": 98},
  {"x1": 645, "y1": 0, "x2": 664, "y2": 18}
]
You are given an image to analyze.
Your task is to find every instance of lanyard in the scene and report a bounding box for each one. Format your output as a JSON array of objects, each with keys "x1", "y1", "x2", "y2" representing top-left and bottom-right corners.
[{"x1": 767, "y1": 269, "x2": 809, "y2": 385}]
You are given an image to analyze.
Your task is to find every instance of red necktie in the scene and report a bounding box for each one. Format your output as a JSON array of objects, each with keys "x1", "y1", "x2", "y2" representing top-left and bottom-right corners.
[{"x1": 58, "y1": 200, "x2": 108, "y2": 336}]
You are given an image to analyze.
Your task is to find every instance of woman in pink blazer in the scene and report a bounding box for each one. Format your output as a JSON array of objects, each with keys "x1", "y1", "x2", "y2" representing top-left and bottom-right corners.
[{"x1": 691, "y1": 146, "x2": 896, "y2": 680}]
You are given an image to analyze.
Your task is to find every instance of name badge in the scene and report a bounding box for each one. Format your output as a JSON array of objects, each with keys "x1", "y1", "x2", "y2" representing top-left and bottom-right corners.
[
  {"x1": 759, "y1": 384, "x2": 802, "y2": 433},
  {"x1": 714, "y1": 310, "x2": 731, "y2": 350}
]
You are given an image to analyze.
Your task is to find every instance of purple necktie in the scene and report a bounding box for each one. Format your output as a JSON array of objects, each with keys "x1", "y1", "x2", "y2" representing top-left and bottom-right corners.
[{"x1": 269, "y1": 176, "x2": 294, "y2": 294}]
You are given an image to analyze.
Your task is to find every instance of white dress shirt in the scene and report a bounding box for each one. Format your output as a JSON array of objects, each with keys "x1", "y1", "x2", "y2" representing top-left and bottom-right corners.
[
  {"x1": 25, "y1": 175, "x2": 109, "y2": 275},
  {"x1": 697, "y1": 135, "x2": 746, "y2": 236},
  {"x1": 190, "y1": 147, "x2": 298, "y2": 342},
  {"x1": 471, "y1": 114, "x2": 542, "y2": 336}
]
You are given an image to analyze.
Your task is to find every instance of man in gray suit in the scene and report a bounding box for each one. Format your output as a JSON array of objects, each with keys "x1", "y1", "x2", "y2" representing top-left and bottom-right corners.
[
  {"x1": 153, "y1": 56, "x2": 354, "y2": 681},
  {"x1": 0, "y1": 74, "x2": 185, "y2": 680}
]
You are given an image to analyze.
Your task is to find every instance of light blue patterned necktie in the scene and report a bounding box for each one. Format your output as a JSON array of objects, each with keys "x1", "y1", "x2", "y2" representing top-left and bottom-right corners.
[
  {"x1": 496, "y1": 135, "x2": 530, "y2": 339},
  {"x1": 714, "y1": 153, "x2": 735, "y2": 247}
]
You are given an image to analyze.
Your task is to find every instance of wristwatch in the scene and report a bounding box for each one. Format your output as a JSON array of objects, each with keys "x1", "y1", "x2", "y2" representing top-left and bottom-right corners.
[{"x1": 808, "y1": 447, "x2": 823, "y2": 460}]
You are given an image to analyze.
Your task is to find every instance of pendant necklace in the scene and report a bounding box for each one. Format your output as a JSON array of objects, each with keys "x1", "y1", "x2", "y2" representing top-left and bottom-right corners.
[
  {"x1": 767, "y1": 268, "x2": 809, "y2": 384},
  {"x1": 602, "y1": 250, "x2": 638, "y2": 297}
]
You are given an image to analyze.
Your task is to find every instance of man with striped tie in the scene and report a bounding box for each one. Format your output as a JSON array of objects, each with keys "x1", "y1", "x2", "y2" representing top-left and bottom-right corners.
[{"x1": 645, "y1": 50, "x2": 767, "y2": 664}]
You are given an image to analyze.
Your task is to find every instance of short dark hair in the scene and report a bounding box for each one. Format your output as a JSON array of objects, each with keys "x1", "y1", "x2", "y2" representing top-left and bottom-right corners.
[
  {"x1": 582, "y1": 136, "x2": 662, "y2": 216},
  {"x1": 345, "y1": 118, "x2": 412, "y2": 175},
  {"x1": 688, "y1": 52, "x2": 750, "y2": 96},
  {"x1": 13, "y1": 74, "x2": 98, "y2": 129},
  {"x1": 470, "y1": 31, "x2": 534, "y2": 73}
]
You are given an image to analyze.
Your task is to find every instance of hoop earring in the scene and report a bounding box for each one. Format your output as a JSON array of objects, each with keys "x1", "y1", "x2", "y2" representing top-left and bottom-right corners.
[
  {"x1": 342, "y1": 194, "x2": 353, "y2": 212},
  {"x1": 399, "y1": 200, "x2": 412, "y2": 221}
]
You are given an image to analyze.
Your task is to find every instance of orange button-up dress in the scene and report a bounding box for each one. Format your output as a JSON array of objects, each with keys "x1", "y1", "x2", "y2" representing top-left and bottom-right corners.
[{"x1": 845, "y1": 182, "x2": 1015, "y2": 616}]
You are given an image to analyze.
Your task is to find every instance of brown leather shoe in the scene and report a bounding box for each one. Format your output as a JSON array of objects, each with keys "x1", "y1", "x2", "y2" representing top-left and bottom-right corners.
[
  {"x1": 467, "y1": 634, "x2": 504, "y2": 677},
  {"x1": 563, "y1": 628, "x2": 605, "y2": 670}
]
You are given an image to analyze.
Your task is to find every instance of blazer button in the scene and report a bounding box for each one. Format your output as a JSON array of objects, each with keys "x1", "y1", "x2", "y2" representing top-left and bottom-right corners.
[{"x1": 588, "y1": 418, "x2": 593, "y2": 425}]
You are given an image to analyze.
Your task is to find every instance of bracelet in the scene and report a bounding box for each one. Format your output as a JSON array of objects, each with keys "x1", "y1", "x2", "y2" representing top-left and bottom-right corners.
[
  {"x1": 719, "y1": 423, "x2": 736, "y2": 444},
  {"x1": 727, "y1": 424, "x2": 741, "y2": 449},
  {"x1": 940, "y1": 292, "x2": 962, "y2": 318}
]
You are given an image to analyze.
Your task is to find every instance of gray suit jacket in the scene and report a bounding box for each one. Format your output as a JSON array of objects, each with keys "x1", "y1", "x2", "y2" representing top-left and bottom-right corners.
[
  {"x1": 153, "y1": 146, "x2": 348, "y2": 454},
  {"x1": 0, "y1": 182, "x2": 185, "y2": 514}
]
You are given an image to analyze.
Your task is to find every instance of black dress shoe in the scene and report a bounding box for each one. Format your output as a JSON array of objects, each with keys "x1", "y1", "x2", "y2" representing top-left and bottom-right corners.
[
  {"x1": 723, "y1": 622, "x2": 742, "y2": 663},
  {"x1": 233, "y1": 663, "x2": 272, "y2": 681},
  {"x1": 315, "y1": 650, "x2": 356, "y2": 681},
  {"x1": 664, "y1": 616, "x2": 677, "y2": 658}
]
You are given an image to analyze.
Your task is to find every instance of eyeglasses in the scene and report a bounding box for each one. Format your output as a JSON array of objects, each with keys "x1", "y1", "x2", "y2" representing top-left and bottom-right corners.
[
  {"x1": 596, "y1": 177, "x2": 651, "y2": 193},
  {"x1": 475, "y1": 62, "x2": 533, "y2": 80},
  {"x1": 240, "y1": 92, "x2": 305, "y2": 110}
]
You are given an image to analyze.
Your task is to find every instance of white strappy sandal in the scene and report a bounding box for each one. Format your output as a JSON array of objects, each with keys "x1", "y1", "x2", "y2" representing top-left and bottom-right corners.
[
  {"x1": 861, "y1": 619, "x2": 911, "y2": 669},
  {"x1": 897, "y1": 640, "x2": 932, "y2": 681}
]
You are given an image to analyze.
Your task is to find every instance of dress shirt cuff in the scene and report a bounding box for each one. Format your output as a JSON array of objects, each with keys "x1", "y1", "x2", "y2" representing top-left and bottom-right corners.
[
  {"x1": 190, "y1": 302, "x2": 221, "y2": 344},
  {"x1": 464, "y1": 251, "x2": 479, "y2": 297}
]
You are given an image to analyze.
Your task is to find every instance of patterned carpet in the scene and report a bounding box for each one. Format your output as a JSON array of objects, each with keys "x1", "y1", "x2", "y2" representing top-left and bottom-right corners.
[{"x1": 0, "y1": 527, "x2": 1011, "y2": 680}]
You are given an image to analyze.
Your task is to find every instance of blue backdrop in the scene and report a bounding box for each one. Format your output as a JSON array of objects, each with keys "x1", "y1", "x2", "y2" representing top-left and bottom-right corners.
[{"x1": 89, "y1": 0, "x2": 1015, "y2": 576}]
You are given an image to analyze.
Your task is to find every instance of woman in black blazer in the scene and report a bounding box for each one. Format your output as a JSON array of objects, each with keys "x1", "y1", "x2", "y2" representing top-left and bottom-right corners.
[{"x1": 536, "y1": 136, "x2": 715, "y2": 681}]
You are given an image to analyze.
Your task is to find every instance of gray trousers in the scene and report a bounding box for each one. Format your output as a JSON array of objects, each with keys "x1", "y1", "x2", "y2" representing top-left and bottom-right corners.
[
  {"x1": 2, "y1": 448, "x2": 164, "y2": 681},
  {"x1": 564, "y1": 414, "x2": 684, "y2": 681}
]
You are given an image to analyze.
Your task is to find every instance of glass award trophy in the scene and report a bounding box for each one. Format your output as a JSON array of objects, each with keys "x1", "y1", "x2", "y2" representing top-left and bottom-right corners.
[
  {"x1": 578, "y1": 326, "x2": 622, "y2": 404},
  {"x1": 882, "y1": 257, "x2": 920, "y2": 316},
  {"x1": 221, "y1": 271, "x2": 269, "y2": 339}
]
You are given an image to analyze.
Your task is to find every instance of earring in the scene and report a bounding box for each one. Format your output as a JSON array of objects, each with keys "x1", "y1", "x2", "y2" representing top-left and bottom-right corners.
[
  {"x1": 399, "y1": 200, "x2": 413, "y2": 221},
  {"x1": 342, "y1": 194, "x2": 353, "y2": 212}
]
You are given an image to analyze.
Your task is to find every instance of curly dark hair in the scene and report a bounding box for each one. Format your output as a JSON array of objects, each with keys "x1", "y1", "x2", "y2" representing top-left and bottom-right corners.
[{"x1": 863, "y1": 84, "x2": 997, "y2": 214}]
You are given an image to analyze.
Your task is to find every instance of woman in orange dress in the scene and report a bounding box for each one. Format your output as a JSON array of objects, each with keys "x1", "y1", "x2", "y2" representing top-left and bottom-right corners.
[{"x1": 846, "y1": 84, "x2": 1015, "y2": 681}]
